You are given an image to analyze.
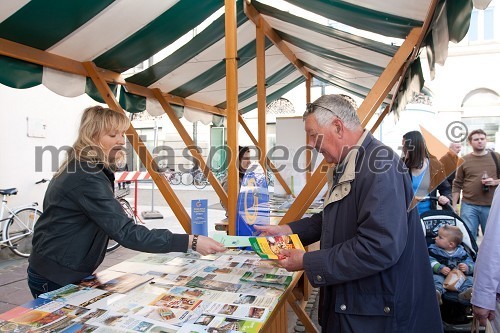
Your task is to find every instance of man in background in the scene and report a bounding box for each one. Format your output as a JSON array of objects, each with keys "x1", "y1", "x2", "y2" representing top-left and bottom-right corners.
[{"x1": 452, "y1": 129, "x2": 500, "y2": 239}]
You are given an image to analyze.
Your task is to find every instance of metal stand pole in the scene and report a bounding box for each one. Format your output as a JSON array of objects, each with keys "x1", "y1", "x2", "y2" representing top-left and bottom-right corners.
[{"x1": 141, "y1": 119, "x2": 163, "y2": 219}]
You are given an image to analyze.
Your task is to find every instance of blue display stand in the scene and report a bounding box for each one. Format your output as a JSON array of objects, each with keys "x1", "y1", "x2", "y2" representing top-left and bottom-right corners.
[
  {"x1": 191, "y1": 199, "x2": 208, "y2": 236},
  {"x1": 236, "y1": 163, "x2": 270, "y2": 237}
]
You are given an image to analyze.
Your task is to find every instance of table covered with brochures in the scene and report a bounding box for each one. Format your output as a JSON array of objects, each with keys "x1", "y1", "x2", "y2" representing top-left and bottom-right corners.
[{"x1": 0, "y1": 249, "x2": 300, "y2": 333}]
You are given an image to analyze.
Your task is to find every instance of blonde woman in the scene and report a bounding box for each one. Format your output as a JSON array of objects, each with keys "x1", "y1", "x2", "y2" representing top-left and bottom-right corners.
[{"x1": 27, "y1": 106, "x2": 224, "y2": 298}]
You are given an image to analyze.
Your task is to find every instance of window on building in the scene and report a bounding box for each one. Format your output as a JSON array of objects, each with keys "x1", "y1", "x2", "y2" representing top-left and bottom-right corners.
[
  {"x1": 468, "y1": 11, "x2": 479, "y2": 41},
  {"x1": 484, "y1": 8, "x2": 495, "y2": 40},
  {"x1": 467, "y1": 7, "x2": 496, "y2": 42}
]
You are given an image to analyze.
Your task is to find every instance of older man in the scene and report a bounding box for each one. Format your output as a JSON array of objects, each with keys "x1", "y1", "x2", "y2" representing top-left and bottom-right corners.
[{"x1": 255, "y1": 94, "x2": 442, "y2": 332}]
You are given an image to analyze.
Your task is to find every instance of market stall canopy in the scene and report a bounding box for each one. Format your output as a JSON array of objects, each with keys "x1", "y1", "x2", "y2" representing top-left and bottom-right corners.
[{"x1": 0, "y1": 0, "x2": 482, "y2": 120}]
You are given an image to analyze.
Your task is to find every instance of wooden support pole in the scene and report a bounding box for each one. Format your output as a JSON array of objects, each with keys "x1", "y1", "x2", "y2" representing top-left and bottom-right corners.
[
  {"x1": 305, "y1": 77, "x2": 312, "y2": 182},
  {"x1": 256, "y1": 18, "x2": 267, "y2": 170},
  {"x1": 279, "y1": 160, "x2": 329, "y2": 225},
  {"x1": 225, "y1": 0, "x2": 239, "y2": 236},
  {"x1": 287, "y1": 292, "x2": 319, "y2": 333},
  {"x1": 82, "y1": 62, "x2": 192, "y2": 233},
  {"x1": 152, "y1": 89, "x2": 228, "y2": 208}
]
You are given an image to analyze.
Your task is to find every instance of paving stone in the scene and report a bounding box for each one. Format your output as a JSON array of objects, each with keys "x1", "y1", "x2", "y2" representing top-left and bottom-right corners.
[{"x1": 295, "y1": 324, "x2": 306, "y2": 332}]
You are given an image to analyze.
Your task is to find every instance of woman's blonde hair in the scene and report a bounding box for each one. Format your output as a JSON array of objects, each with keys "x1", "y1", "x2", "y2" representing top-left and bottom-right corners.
[{"x1": 56, "y1": 106, "x2": 130, "y2": 175}]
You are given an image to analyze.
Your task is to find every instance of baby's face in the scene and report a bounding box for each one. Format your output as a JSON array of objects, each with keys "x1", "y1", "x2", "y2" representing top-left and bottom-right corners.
[{"x1": 434, "y1": 230, "x2": 454, "y2": 250}]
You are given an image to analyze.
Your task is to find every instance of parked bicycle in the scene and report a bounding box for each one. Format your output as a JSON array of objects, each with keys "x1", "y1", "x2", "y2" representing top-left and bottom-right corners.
[
  {"x1": 213, "y1": 169, "x2": 227, "y2": 183},
  {"x1": 181, "y1": 168, "x2": 208, "y2": 189},
  {"x1": 193, "y1": 172, "x2": 209, "y2": 189},
  {"x1": 164, "y1": 168, "x2": 182, "y2": 185},
  {"x1": 106, "y1": 188, "x2": 141, "y2": 252},
  {"x1": 0, "y1": 179, "x2": 45, "y2": 257}
]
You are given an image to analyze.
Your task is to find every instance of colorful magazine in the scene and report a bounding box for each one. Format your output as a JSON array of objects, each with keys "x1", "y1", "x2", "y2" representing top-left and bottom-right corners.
[
  {"x1": 79, "y1": 271, "x2": 153, "y2": 294},
  {"x1": 240, "y1": 272, "x2": 293, "y2": 288},
  {"x1": 249, "y1": 234, "x2": 304, "y2": 259}
]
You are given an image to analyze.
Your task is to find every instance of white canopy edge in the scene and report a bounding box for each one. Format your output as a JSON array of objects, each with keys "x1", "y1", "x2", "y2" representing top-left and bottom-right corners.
[{"x1": 42, "y1": 67, "x2": 86, "y2": 97}]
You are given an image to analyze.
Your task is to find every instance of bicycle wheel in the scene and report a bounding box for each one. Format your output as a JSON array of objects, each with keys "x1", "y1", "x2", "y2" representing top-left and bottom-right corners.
[
  {"x1": 181, "y1": 172, "x2": 193, "y2": 186},
  {"x1": 170, "y1": 172, "x2": 182, "y2": 185},
  {"x1": 6, "y1": 207, "x2": 42, "y2": 257},
  {"x1": 107, "y1": 198, "x2": 137, "y2": 252},
  {"x1": 193, "y1": 173, "x2": 208, "y2": 189}
]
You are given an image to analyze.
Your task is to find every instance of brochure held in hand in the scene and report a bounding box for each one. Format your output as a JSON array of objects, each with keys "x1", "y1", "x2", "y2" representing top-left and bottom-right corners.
[{"x1": 249, "y1": 234, "x2": 304, "y2": 260}]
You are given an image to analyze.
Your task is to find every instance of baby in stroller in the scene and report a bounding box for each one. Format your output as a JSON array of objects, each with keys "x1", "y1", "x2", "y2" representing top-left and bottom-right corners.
[
  {"x1": 421, "y1": 200, "x2": 481, "y2": 331},
  {"x1": 429, "y1": 225, "x2": 474, "y2": 305}
]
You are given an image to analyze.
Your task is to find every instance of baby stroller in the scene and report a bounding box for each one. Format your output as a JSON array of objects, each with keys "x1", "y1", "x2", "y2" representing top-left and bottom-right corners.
[{"x1": 420, "y1": 197, "x2": 481, "y2": 333}]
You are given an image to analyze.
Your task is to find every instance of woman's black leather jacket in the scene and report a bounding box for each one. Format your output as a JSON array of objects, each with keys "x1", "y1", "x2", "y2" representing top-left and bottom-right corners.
[{"x1": 29, "y1": 160, "x2": 188, "y2": 286}]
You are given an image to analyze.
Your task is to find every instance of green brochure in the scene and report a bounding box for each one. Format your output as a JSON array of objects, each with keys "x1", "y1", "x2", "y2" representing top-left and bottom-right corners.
[{"x1": 213, "y1": 234, "x2": 251, "y2": 248}]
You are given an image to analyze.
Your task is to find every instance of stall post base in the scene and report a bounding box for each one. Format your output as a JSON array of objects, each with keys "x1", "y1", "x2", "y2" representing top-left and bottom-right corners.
[{"x1": 141, "y1": 211, "x2": 163, "y2": 219}]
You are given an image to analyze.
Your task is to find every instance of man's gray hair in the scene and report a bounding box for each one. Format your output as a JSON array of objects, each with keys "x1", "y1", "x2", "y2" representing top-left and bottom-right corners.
[{"x1": 303, "y1": 94, "x2": 361, "y2": 130}]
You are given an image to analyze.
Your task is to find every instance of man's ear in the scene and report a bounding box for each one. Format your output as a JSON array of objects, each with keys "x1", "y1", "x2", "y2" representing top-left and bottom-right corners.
[{"x1": 332, "y1": 118, "x2": 343, "y2": 136}]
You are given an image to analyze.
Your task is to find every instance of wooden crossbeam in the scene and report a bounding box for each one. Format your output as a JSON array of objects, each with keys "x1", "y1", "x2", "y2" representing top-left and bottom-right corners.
[
  {"x1": 370, "y1": 105, "x2": 390, "y2": 134},
  {"x1": 0, "y1": 38, "x2": 226, "y2": 117},
  {"x1": 358, "y1": 27, "x2": 422, "y2": 127},
  {"x1": 152, "y1": 89, "x2": 228, "y2": 208},
  {"x1": 244, "y1": 2, "x2": 311, "y2": 80},
  {"x1": 279, "y1": 160, "x2": 330, "y2": 225},
  {"x1": 237, "y1": 114, "x2": 293, "y2": 195},
  {"x1": 287, "y1": 292, "x2": 319, "y2": 333}
]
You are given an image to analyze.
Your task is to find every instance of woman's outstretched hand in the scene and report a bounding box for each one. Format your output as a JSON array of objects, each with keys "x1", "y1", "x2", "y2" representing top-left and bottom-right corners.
[
  {"x1": 189, "y1": 235, "x2": 225, "y2": 256},
  {"x1": 253, "y1": 224, "x2": 293, "y2": 236}
]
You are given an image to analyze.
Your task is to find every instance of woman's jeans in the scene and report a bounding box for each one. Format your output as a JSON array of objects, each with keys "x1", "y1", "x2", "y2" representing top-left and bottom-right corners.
[{"x1": 27, "y1": 266, "x2": 63, "y2": 298}]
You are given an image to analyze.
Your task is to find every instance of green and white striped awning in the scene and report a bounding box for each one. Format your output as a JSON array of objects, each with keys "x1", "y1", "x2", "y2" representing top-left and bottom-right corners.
[{"x1": 0, "y1": 0, "x2": 480, "y2": 120}]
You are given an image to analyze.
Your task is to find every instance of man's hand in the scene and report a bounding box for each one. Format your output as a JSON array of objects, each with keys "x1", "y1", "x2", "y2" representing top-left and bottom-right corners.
[
  {"x1": 473, "y1": 305, "x2": 495, "y2": 327},
  {"x1": 277, "y1": 248, "x2": 305, "y2": 272},
  {"x1": 481, "y1": 177, "x2": 496, "y2": 187},
  {"x1": 253, "y1": 224, "x2": 292, "y2": 236},
  {"x1": 458, "y1": 263, "x2": 469, "y2": 273},
  {"x1": 440, "y1": 266, "x2": 451, "y2": 276}
]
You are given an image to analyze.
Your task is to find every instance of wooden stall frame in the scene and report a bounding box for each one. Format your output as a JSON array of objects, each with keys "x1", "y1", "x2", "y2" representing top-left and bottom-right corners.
[
  {"x1": 256, "y1": 17, "x2": 267, "y2": 170},
  {"x1": 237, "y1": 114, "x2": 293, "y2": 195},
  {"x1": 152, "y1": 89, "x2": 228, "y2": 209},
  {"x1": 225, "y1": 0, "x2": 240, "y2": 237}
]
